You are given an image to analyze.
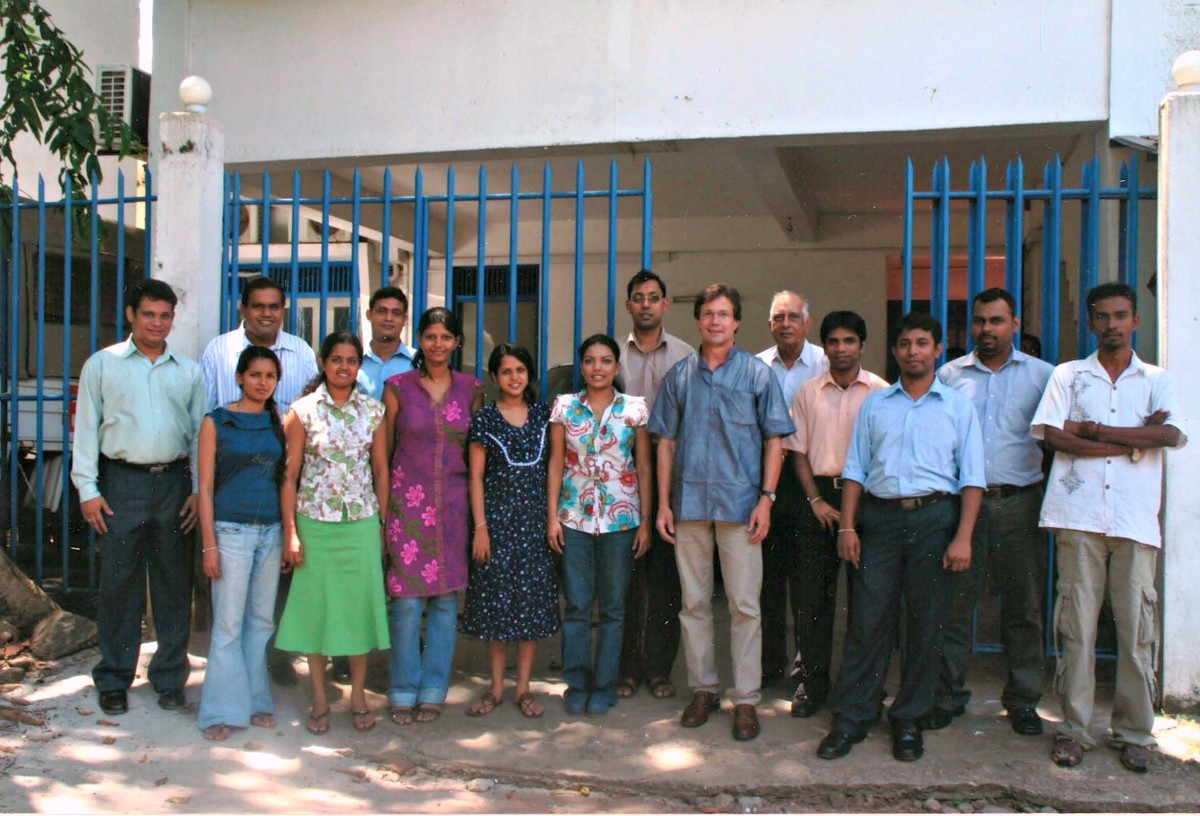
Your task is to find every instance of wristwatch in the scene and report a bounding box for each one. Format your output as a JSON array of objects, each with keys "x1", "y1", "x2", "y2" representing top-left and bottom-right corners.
[{"x1": 760, "y1": 489, "x2": 776, "y2": 503}]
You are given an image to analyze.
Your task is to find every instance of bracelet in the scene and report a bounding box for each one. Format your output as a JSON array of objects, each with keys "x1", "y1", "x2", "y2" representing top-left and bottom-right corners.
[
  {"x1": 808, "y1": 496, "x2": 823, "y2": 505},
  {"x1": 475, "y1": 521, "x2": 487, "y2": 529},
  {"x1": 837, "y1": 529, "x2": 855, "y2": 534},
  {"x1": 202, "y1": 546, "x2": 217, "y2": 552}
]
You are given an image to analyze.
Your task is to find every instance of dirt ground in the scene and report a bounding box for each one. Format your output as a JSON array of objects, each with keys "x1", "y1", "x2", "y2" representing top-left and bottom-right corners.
[{"x1": 2, "y1": 627, "x2": 1199, "y2": 815}]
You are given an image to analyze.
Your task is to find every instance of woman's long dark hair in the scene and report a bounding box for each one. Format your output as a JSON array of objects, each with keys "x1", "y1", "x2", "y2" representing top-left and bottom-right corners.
[
  {"x1": 301, "y1": 331, "x2": 364, "y2": 397},
  {"x1": 412, "y1": 307, "x2": 463, "y2": 376},
  {"x1": 235, "y1": 345, "x2": 286, "y2": 487},
  {"x1": 488, "y1": 342, "x2": 538, "y2": 403}
]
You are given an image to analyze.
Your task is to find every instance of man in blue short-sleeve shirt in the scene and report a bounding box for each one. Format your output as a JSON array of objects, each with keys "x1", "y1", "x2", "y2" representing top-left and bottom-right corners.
[{"x1": 649, "y1": 283, "x2": 794, "y2": 742}]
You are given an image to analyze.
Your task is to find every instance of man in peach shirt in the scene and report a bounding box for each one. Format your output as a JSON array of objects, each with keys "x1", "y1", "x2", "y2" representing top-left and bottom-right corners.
[{"x1": 782, "y1": 311, "x2": 887, "y2": 718}]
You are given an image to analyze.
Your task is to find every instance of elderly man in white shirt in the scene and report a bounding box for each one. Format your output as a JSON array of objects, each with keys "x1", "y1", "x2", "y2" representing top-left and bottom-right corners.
[{"x1": 1032, "y1": 282, "x2": 1186, "y2": 775}]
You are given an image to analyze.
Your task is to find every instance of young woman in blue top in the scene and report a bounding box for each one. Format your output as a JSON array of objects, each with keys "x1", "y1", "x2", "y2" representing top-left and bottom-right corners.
[{"x1": 197, "y1": 346, "x2": 287, "y2": 742}]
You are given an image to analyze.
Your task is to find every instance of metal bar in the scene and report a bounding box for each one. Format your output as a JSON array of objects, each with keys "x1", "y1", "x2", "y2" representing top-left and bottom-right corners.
[
  {"x1": 573, "y1": 162, "x2": 585, "y2": 390},
  {"x1": 289, "y1": 171, "x2": 302, "y2": 337},
  {"x1": 1005, "y1": 158, "x2": 1025, "y2": 322},
  {"x1": 1042, "y1": 158, "x2": 1063, "y2": 364},
  {"x1": 641, "y1": 159, "x2": 653, "y2": 270},
  {"x1": 607, "y1": 161, "x2": 618, "y2": 338},
  {"x1": 509, "y1": 164, "x2": 519, "y2": 343},
  {"x1": 90, "y1": 173, "x2": 99, "y2": 355},
  {"x1": 260, "y1": 172, "x2": 271, "y2": 275},
  {"x1": 1079, "y1": 157, "x2": 1101, "y2": 357},
  {"x1": 62, "y1": 175, "x2": 75, "y2": 588},
  {"x1": 351, "y1": 169, "x2": 362, "y2": 335},
  {"x1": 443, "y1": 166, "x2": 455, "y2": 319},
  {"x1": 230, "y1": 173, "x2": 242, "y2": 332},
  {"x1": 931, "y1": 159, "x2": 950, "y2": 360},
  {"x1": 414, "y1": 167, "x2": 427, "y2": 318},
  {"x1": 319, "y1": 170, "x2": 331, "y2": 340},
  {"x1": 7, "y1": 175, "x2": 20, "y2": 557},
  {"x1": 220, "y1": 173, "x2": 231, "y2": 332},
  {"x1": 475, "y1": 165, "x2": 487, "y2": 379},
  {"x1": 381, "y1": 168, "x2": 393, "y2": 288},
  {"x1": 143, "y1": 166, "x2": 153, "y2": 281},
  {"x1": 903, "y1": 158, "x2": 914, "y2": 313},
  {"x1": 540, "y1": 163, "x2": 552, "y2": 400},
  {"x1": 966, "y1": 158, "x2": 987, "y2": 352},
  {"x1": 1123, "y1": 154, "x2": 1141, "y2": 293},
  {"x1": 34, "y1": 177, "x2": 47, "y2": 582},
  {"x1": 115, "y1": 171, "x2": 126, "y2": 339}
]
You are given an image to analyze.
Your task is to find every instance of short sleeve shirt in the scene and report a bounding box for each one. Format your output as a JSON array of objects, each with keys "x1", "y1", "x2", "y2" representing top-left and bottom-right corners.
[
  {"x1": 290, "y1": 384, "x2": 385, "y2": 522},
  {"x1": 784, "y1": 368, "x2": 889, "y2": 477}
]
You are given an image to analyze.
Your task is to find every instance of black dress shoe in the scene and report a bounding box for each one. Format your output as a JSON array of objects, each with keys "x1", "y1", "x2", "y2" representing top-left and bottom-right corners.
[
  {"x1": 157, "y1": 689, "x2": 186, "y2": 710},
  {"x1": 816, "y1": 728, "x2": 867, "y2": 759},
  {"x1": 98, "y1": 690, "x2": 127, "y2": 715},
  {"x1": 790, "y1": 684, "x2": 827, "y2": 718},
  {"x1": 917, "y1": 704, "x2": 964, "y2": 731},
  {"x1": 1008, "y1": 705, "x2": 1044, "y2": 736},
  {"x1": 892, "y1": 719, "x2": 924, "y2": 761}
]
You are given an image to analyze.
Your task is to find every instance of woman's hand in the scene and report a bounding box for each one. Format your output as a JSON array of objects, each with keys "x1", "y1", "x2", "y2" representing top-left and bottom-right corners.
[
  {"x1": 472, "y1": 526, "x2": 492, "y2": 564},
  {"x1": 202, "y1": 546, "x2": 221, "y2": 579},
  {"x1": 547, "y1": 516, "x2": 564, "y2": 554},
  {"x1": 283, "y1": 532, "x2": 304, "y2": 570},
  {"x1": 633, "y1": 521, "x2": 651, "y2": 558}
]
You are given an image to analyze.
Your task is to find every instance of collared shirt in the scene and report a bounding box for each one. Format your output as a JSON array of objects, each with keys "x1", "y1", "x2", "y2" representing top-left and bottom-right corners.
[
  {"x1": 550, "y1": 390, "x2": 648, "y2": 534},
  {"x1": 755, "y1": 340, "x2": 829, "y2": 407},
  {"x1": 843, "y1": 377, "x2": 986, "y2": 499},
  {"x1": 200, "y1": 323, "x2": 318, "y2": 413},
  {"x1": 357, "y1": 342, "x2": 417, "y2": 400},
  {"x1": 290, "y1": 384, "x2": 385, "y2": 522},
  {"x1": 71, "y1": 338, "x2": 207, "y2": 502},
  {"x1": 1031, "y1": 351, "x2": 1186, "y2": 548},
  {"x1": 649, "y1": 346, "x2": 795, "y2": 523},
  {"x1": 784, "y1": 367, "x2": 889, "y2": 476},
  {"x1": 938, "y1": 348, "x2": 1054, "y2": 487},
  {"x1": 621, "y1": 329, "x2": 693, "y2": 413}
]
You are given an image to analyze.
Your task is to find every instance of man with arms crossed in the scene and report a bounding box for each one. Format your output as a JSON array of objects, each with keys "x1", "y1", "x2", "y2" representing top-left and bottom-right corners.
[
  {"x1": 72, "y1": 279, "x2": 206, "y2": 715},
  {"x1": 357, "y1": 285, "x2": 416, "y2": 399},
  {"x1": 783, "y1": 310, "x2": 887, "y2": 718},
  {"x1": 756, "y1": 291, "x2": 828, "y2": 688},
  {"x1": 616, "y1": 269, "x2": 692, "y2": 700},
  {"x1": 649, "y1": 283, "x2": 794, "y2": 741},
  {"x1": 1033, "y1": 282, "x2": 1184, "y2": 774},
  {"x1": 925, "y1": 288, "x2": 1054, "y2": 736},
  {"x1": 817, "y1": 312, "x2": 984, "y2": 762}
]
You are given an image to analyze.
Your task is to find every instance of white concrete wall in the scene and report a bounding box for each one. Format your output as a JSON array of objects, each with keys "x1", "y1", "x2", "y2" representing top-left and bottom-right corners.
[
  {"x1": 152, "y1": 0, "x2": 1113, "y2": 165},
  {"x1": 1110, "y1": 0, "x2": 1200, "y2": 141}
]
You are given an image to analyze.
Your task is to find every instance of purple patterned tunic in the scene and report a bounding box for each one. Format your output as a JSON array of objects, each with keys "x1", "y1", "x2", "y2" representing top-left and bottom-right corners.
[{"x1": 384, "y1": 370, "x2": 483, "y2": 598}]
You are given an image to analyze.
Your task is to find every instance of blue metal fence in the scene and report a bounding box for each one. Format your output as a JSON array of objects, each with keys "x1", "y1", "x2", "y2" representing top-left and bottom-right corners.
[
  {"x1": 903, "y1": 153, "x2": 1157, "y2": 658},
  {"x1": 223, "y1": 160, "x2": 654, "y2": 394},
  {"x1": 0, "y1": 169, "x2": 153, "y2": 591}
]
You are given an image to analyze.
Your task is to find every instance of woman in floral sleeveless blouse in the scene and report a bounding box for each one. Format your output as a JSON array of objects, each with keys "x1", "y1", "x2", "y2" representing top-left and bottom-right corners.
[{"x1": 382, "y1": 308, "x2": 484, "y2": 725}]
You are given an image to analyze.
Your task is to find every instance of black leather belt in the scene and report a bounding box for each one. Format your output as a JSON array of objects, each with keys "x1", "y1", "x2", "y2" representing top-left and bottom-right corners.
[
  {"x1": 984, "y1": 483, "x2": 1040, "y2": 498},
  {"x1": 866, "y1": 491, "x2": 953, "y2": 511},
  {"x1": 814, "y1": 476, "x2": 845, "y2": 490},
  {"x1": 101, "y1": 455, "x2": 188, "y2": 475}
]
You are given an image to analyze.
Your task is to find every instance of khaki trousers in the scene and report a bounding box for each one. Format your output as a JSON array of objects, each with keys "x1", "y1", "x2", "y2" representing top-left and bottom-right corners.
[
  {"x1": 673, "y1": 521, "x2": 762, "y2": 706},
  {"x1": 1053, "y1": 530, "x2": 1159, "y2": 749}
]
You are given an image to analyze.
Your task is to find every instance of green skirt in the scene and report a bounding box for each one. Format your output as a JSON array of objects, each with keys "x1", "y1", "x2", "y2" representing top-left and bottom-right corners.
[{"x1": 275, "y1": 514, "x2": 390, "y2": 656}]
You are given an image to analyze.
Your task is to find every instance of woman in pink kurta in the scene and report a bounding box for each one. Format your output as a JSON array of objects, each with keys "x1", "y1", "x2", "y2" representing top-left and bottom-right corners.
[{"x1": 383, "y1": 308, "x2": 483, "y2": 724}]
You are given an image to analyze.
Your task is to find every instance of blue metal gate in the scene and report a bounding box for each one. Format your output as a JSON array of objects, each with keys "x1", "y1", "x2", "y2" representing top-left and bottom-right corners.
[{"x1": 902, "y1": 153, "x2": 1157, "y2": 658}]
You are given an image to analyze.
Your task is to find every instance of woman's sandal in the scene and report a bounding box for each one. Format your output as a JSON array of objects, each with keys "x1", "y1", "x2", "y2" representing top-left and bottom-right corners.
[
  {"x1": 466, "y1": 692, "x2": 502, "y2": 717},
  {"x1": 306, "y1": 707, "x2": 331, "y2": 735},
  {"x1": 249, "y1": 712, "x2": 276, "y2": 729},
  {"x1": 1051, "y1": 736, "x2": 1084, "y2": 767},
  {"x1": 516, "y1": 692, "x2": 544, "y2": 719},
  {"x1": 647, "y1": 677, "x2": 677, "y2": 699},
  {"x1": 414, "y1": 703, "x2": 443, "y2": 723},
  {"x1": 352, "y1": 709, "x2": 376, "y2": 732},
  {"x1": 388, "y1": 706, "x2": 414, "y2": 726},
  {"x1": 203, "y1": 724, "x2": 232, "y2": 742},
  {"x1": 615, "y1": 677, "x2": 638, "y2": 698}
]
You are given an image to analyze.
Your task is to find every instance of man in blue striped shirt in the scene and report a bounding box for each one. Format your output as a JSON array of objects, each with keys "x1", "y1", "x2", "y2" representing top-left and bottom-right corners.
[{"x1": 818, "y1": 312, "x2": 985, "y2": 763}]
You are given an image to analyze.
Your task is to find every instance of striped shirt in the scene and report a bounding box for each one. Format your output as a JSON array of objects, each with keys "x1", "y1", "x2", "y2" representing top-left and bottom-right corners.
[{"x1": 200, "y1": 323, "x2": 318, "y2": 413}]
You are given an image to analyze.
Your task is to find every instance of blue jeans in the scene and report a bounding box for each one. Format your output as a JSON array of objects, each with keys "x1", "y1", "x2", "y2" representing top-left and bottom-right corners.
[
  {"x1": 387, "y1": 593, "x2": 458, "y2": 708},
  {"x1": 198, "y1": 521, "x2": 282, "y2": 729},
  {"x1": 561, "y1": 527, "x2": 636, "y2": 697}
]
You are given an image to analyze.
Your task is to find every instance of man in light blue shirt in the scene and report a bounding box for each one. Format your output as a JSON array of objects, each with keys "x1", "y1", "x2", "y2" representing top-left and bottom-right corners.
[
  {"x1": 356, "y1": 286, "x2": 416, "y2": 399},
  {"x1": 818, "y1": 312, "x2": 984, "y2": 763},
  {"x1": 71, "y1": 279, "x2": 206, "y2": 717},
  {"x1": 927, "y1": 288, "x2": 1054, "y2": 737}
]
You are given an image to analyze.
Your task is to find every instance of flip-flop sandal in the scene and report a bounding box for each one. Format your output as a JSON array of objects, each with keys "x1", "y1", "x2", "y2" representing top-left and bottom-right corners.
[
  {"x1": 389, "y1": 706, "x2": 414, "y2": 726},
  {"x1": 648, "y1": 677, "x2": 677, "y2": 699},
  {"x1": 306, "y1": 707, "x2": 331, "y2": 735},
  {"x1": 352, "y1": 709, "x2": 376, "y2": 732},
  {"x1": 250, "y1": 712, "x2": 276, "y2": 729},
  {"x1": 414, "y1": 704, "x2": 443, "y2": 723},
  {"x1": 517, "y1": 692, "x2": 544, "y2": 719},
  {"x1": 203, "y1": 724, "x2": 232, "y2": 742},
  {"x1": 466, "y1": 692, "x2": 503, "y2": 717},
  {"x1": 615, "y1": 677, "x2": 638, "y2": 698},
  {"x1": 1051, "y1": 737, "x2": 1084, "y2": 767}
]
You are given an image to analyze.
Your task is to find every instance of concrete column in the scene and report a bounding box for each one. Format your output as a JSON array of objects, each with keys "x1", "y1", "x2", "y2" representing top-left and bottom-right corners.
[
  {"x1": 153, "y1": 78, "x2": 224, "y2": 361},
  {"x1": 1158, "y1": 51, "x2": 1200, "y2": 714}
]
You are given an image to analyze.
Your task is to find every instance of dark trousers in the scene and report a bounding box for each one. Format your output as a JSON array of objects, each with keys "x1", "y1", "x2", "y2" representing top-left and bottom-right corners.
[
  {"x1": 831, "y1": 496, "x2": 957, "y2": 730},
  {"x1": 936, "y1": 486, "x2": 1046, "y2": 711},
  {"x1": 92, "y1": 460, "x2": 193, "y2": 694},
  {"x1": 619, "y1": 475, "x2": 681, "y2": 683},
  {"x1": 790, "y1": 476, "x2": 848, "y2": 699},
  {"x1": 760, "y1": 458, "x2": 804, "y2": 683}
]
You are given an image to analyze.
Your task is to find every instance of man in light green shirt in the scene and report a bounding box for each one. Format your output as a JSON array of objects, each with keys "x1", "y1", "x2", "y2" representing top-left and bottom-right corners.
[{"x1": 71, "y1": 279, "x2": 206, "y2": 717}]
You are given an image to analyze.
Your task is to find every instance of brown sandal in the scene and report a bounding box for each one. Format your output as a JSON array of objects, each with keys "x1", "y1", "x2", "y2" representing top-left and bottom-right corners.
[
  {"x1": 648, "y1": 677, "x2": 677, "y2": 699},
  {"x1": 414, "y1": 703, "x2": 442, "y2": 723},
  {"x1": 517, "y1": 692, "x2": 544, "y2": 719},
  {"x1": 250, "y1": 712, "x2": 276, "y2": 729},
  {"x1": 352, "y1": 709, "x2": 376, "y2": 732},
  {"x1": 1051, "y1": 737, "x2": 1084, "y2": 767},
  {"x1": 388, "y1": 706, "x2": 414, "y2": 726},
  {"x1": 466, "y1": 692, "x2": 502, "y2": 717},
  {"x1": 203, "y1": 724, "x2": 232, "y2": 742},
  {"x1": 615, "y1": 677, "x2": 638, "y2": 698},
  {"x1": 306, "y1": 707, "x2": 331, "y2": 735}
]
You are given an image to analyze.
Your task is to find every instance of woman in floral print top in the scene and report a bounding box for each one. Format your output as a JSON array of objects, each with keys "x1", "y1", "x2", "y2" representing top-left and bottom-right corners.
[{"x1": 382, "y1": 308, "x2": 484, "y2": 725}]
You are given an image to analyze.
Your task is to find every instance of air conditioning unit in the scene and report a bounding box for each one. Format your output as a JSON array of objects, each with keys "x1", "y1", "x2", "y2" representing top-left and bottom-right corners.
[{"x1": 95, "y1": 65, "x2": 151, "y2": 156}]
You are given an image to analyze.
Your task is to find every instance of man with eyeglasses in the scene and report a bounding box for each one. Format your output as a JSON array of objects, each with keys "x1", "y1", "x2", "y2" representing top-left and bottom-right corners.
[
  {"x1": 617, "y1": 269, "x2": 693, "y2": 702},
  {"x1": 755, "y1": 291, "x2": 828, "y2": 691},
  {"x1": 650, "y1": 283, "x2": 794, "y2": 742}
]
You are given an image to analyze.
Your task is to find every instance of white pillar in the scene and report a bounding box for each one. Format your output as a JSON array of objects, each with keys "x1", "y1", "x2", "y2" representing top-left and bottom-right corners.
[
  {"x1": 154, "y1": 77, "x2": 224, "y2": 361},
  {"x1": 1158, "y1": 51, "x2": 1200, "y2": 714}
]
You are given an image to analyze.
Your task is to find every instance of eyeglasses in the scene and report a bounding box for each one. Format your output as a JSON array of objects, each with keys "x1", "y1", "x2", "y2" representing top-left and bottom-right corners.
[
  {"x1": 629, "y1": 294, "x2": 663, "y2": 305},
  {"x1": 770, "y1": 312, "x2": 805, "y2": 324}
]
